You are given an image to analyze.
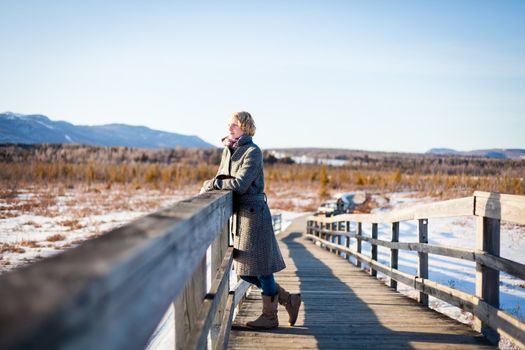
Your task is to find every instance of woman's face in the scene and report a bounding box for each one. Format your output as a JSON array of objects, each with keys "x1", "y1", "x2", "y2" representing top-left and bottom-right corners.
[{"x1": 228, "y1": 116, "x2": 244, "y2": 139}]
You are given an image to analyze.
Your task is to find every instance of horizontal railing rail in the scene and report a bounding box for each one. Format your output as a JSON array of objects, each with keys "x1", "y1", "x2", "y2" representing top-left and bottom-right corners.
[
  {"x1": 0, "y1": 191, "x2": 245, "y2": 350},
  {"x1": 306, "y1": 191, "x2": 525, "y2": 348}
]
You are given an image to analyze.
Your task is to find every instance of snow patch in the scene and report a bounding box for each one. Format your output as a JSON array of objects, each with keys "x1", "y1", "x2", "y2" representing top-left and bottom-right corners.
[
  {"x1": 35, "y1": 120, "x2": 54, "y2": 130},
  {"x1": 2, "y1": 112, "x2": 24, "y2": 119}
]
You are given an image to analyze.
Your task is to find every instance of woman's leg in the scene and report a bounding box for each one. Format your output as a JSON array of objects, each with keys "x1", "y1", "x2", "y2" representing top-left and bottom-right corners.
[
  {"x1": 275, "y1": 282, "x2": 302, "y2": 326},
  {"x1": 246, "y1": 273, "x2": 279, "y2": 329},
  {"x1": 258, "y1": 274, "x2": 277, "y2": 297},
  {"x1": 240, "y1": 275, "x2": 262, "y2": 288}
]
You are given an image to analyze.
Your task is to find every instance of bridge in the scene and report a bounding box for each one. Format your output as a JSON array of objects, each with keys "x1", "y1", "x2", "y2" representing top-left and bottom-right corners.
[{"x1": 0, "y1": 191, "x2": 524, "y2": 349}]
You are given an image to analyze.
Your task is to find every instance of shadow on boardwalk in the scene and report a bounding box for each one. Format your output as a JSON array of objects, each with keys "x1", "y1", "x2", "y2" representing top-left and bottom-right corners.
[{"x1": 229, "y1": 217, "x2": 494, "y2": 350}]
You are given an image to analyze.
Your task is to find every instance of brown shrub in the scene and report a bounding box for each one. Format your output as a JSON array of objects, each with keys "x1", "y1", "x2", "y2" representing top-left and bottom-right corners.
[
  {"x1": 0, "y1": 243, "x2": 26, "y2": 254},
  {"x1": 46, "y1": 234, "x2": 66, "y2": 242},
  {"x1": 0, "y1": 211, "x2": 18, "y2": 219},
  {"x1": 24, "y1": 220, "x2": 42, "y2": 228},
  {"x1": 18, "y1": 240, "x2": 39, "y2": 248},
  {"x1": 58, "y1": 219, "x2": 83, "y2": 230}
]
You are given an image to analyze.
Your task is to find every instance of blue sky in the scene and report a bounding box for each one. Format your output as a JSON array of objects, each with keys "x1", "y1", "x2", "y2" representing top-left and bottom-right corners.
[{"x1": 1, "y1": 1, "x2": 524, "y2": 152}]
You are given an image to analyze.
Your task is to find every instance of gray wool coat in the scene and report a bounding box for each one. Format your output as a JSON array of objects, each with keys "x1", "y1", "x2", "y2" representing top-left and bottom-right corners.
[{"x1": 203, "y1": 135, "x2": 286, "y2": 276}]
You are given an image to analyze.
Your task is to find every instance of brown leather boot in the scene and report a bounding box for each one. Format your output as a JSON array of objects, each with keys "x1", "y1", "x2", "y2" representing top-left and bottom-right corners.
[
  {"x1": 276, "y1": 283, "x2": 302, "y2": 326},
  {"x1": 246, "y1": 294, "x2": 279, "y2": 329}
]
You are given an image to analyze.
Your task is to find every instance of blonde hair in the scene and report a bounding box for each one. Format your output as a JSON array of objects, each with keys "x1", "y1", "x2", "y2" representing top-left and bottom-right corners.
[{"x1": 231, "y1": 111, "x2": 256, "y2": 136}]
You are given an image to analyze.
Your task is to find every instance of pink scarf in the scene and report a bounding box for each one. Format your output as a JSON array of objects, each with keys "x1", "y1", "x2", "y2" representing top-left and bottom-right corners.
[{"x1": 222, "y1": 136, "x2": 241, "y2": 148}]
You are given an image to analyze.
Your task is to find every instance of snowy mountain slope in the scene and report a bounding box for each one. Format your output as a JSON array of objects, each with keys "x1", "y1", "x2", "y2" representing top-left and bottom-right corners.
[{"x1": 0, "y1": 112, "x2": 215, "y2": 148}]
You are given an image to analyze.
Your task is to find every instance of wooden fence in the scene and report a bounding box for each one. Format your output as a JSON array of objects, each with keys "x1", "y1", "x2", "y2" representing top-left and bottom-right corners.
[
  {"x1": 0, "y1": 191, "x2": 248, "y2": 350},
  {"x1": 306, "y1": 191, "x2": 525, "y2": 348},
  {"x1": 272, "y1": 213, "x2": 282, "y2": 233}
]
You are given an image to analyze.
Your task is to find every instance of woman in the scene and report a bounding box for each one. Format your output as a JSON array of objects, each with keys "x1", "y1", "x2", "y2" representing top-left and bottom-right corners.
[{"x1": 201, "y1": 111, "x2": 301, "y2": 329}]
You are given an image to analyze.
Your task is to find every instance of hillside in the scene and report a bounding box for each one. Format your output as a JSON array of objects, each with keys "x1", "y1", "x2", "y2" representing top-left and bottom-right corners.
[{"x1": 0, "y1": 112, "x2": 215, "y2": 149}]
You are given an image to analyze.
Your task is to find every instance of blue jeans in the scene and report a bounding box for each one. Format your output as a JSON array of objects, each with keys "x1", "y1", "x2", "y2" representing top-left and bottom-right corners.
[{"x1": 240, "y1": 274, "x2": 277, "y2": 296}]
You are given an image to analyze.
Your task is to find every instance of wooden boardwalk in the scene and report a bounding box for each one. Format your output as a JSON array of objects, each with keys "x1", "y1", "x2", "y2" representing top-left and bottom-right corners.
[{"x1": 228, "y1": 215, "x2": 495, "y2": 350}]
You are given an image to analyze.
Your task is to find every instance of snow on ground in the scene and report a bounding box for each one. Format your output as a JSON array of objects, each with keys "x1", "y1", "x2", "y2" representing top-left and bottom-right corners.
[
  {"x1": 271, "y1": 210, "x2": 307, "y2": 233},
  {"x1": 0, "y1": 185, "x2": 198, "y2": 273}
]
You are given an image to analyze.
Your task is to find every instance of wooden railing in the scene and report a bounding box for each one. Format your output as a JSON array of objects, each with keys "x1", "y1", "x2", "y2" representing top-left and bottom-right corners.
[
  {"x1": 0, "y1": 191, "x2": 248, "y2": 350},
  {"x1": 272, "y1": 213, "x2": 282, "y2": 233},
  {"x1": 306, "y1": 191, "x2": 525, "y2": 348}
]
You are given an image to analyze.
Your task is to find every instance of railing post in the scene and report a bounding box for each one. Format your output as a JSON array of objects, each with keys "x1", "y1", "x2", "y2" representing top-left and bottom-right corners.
[
  {"x1": 474, "y1": 216, "x2": 500, "y2": 344},
  {"x1": 331, "y1": 222, "x2": 339, "y2": 254},
  {"x1": 306, "y1": 220, "x2": 310, "y2": 235},
  {"x1": 324, "y1": 222, "x2": 328, "y2": 248},
  {"x1": 319, "y1": 222, "x2": 324, "y2": 247},
  {"x1": 356, "y1": 222, "x2": 362, "y2": 268},
  {"x1": 337, "y1": 222, "x2": 343, "y2": 257},
  {"x1": 371, "y1": 223, "x2": 378, "y2": 277},
  {"x1": 417, "y1": 219, "x2": 429, "y2": 306},
  {"x1": 390, "y1": 222, "x2": 399, "y2": 290},
  {"x1": 315, "y1": 221, "x2": 320, "y2": 248},
  {"x1": 345, "y1": 221, "x2": 351, "y2": 260},
  {"x1": 208, "y1": 220, "x2": 230, "y2": 346},
  {"x1": 322, "y1": 222, "x2": 328, "y2": 250},
  {"x1": 175, "y1": 255, "x2": 207, "y2": 350},
  {"x1": 329, "y1": 222, "x2": 335, "y2": 253}
]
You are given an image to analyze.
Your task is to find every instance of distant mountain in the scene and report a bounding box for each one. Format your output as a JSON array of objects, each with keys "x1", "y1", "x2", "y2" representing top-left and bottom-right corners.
[
  {"x1": 426, "y1": 148, "x2": 525, "y2": 159},
  {"x1": 425, "y1": 148, "x2": 462, "y2": 156},
  {"x1": 0, "y1": 112, "x2": 215, "y2": 148}
]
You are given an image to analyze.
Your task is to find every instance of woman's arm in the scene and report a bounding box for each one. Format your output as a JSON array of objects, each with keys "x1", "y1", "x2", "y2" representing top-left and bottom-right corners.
[
  {"x1": 213, "y1": 147, "x2": 262, "y2": 195},
  {"x1": 200, "y1": 148, "x2": 228, "y2": 193}
]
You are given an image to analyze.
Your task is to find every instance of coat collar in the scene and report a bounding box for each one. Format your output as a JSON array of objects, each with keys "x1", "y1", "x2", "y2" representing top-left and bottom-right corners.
[
  {"x1": 236, "y1": 134, "x2": 253, "y2": 147},
  {"x1": 221, "y1": 134, "x2": 253, "y2": 149}
]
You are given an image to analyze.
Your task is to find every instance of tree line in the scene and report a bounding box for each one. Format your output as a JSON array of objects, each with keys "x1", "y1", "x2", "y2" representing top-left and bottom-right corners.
[{"x1": 1, "y1": 144, "x2": 523, "y2": 197}]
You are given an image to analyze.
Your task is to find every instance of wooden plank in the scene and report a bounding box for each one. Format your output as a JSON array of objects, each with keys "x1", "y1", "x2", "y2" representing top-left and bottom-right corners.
[
  {"x1": 212, "y1": 225, "x2": 231, "y2": 346},
  {"x1": 309, "y1": 193, "x2": 525, "y2": 226},
  {"x1": 413, "y1": 197, "x2": 475, "y2": 220},
  {"x1": 474, "y1": 194, "x2": 525, "y2": 225},
  {"x1": 474, "y1": 191, "x2": 525, "y2": 203},
  {"x1": 230, "y1": 216, "x2": 495, "y2": 350},
  {"x1": 336, "y1": 222, "x2": 343, "y2": 257},
  {"x1": 371, "y1": 223, "x2": 378, "y2": 277},
  {"x1": 419, "y1": 278, "x2": 525, "y2": 349},
  {"x1": 476, "y1": 302, "x2": 525, "y2": 350},
  {"x1": 0, "y1": 191, "x2": 233, "y2": 350},
  {"x1": 312, "y1": 228, "x2": 476, "y2": 262},
  {"x1": 418, "y1": 219, "x2": 429, "y2": 306},
  {"x1": 185, "y1": 247, "x2": 234, "y2": 350},
  {"x1": 308, "y1": 221, "x2": 525, "y2": 350},
  {"x1": 232, "y1": 280, "x2": 251, "y2": 308},
  {"x1": 474, "y1": 216, "x2": 500, "y2": 344},
  {"x1": 306, "y1": 234, "x2": 416, "y2": 287},
  {"x1": 345, "y1": 221, "x2": 351, "y2": 260},
  {"x1": 476, "y1": 251, "x2": 525, "y2": 281},
  {"x1": 175, "y1": 254, "x2": 207, "y2": 350},
  {"x1": 390, "y1": 222, "x2": 399, "y2": 290},
  {"x1": 307, "y1": 196, "x2": 474, "y2": 224},
  {"x1": 215, "y1": 292, "x2": 235, "y2": 350},
  {"x1": 356, "y1": 222, "x2": 362, "y2": 268}
]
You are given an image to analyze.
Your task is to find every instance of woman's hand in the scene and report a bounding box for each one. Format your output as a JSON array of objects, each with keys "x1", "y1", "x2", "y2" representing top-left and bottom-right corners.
[{"x1": 200, "y1": 179, "x2": 215, "y2": 193}]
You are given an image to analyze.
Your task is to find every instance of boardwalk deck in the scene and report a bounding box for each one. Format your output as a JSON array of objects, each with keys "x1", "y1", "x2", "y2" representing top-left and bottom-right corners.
[{"x1": 228, "y1": 215, "x2": 495, "y2": 350}]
